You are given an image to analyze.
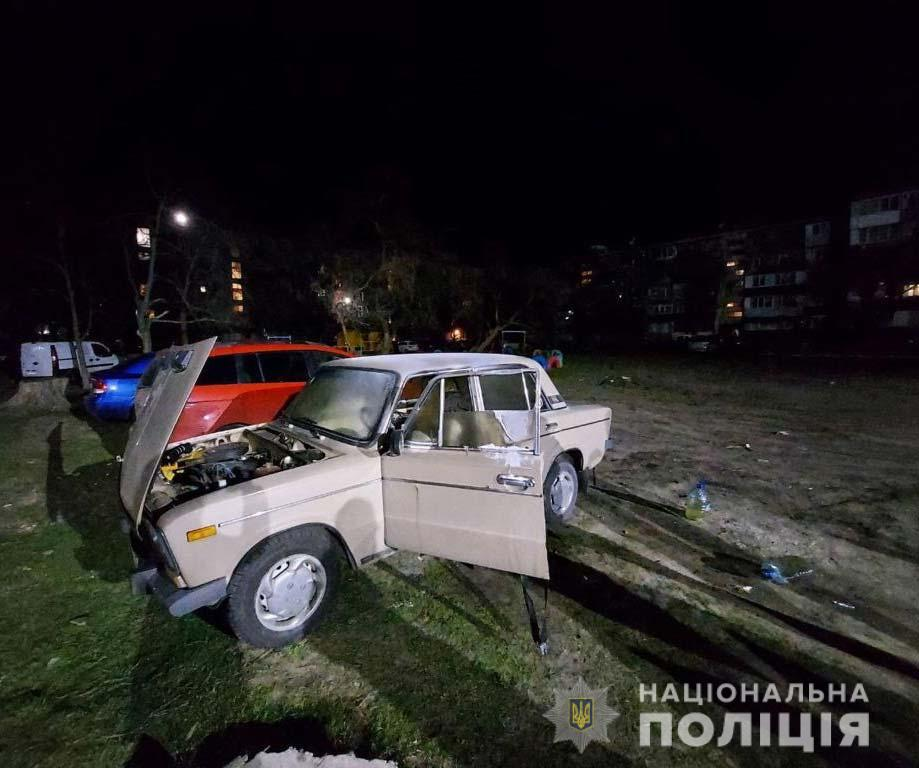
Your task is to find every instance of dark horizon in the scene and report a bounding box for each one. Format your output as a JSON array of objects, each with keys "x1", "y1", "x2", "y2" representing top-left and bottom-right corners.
[
  {"x1": 4, "y1": 1, "x2": 919, "y2": 346},
  {"x1": 5, "y1": 2, "x2": 919, "y2": 240}
]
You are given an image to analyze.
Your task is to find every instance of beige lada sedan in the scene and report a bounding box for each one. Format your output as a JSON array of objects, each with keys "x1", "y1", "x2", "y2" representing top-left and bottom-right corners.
[{"x1": 123, "y1": 338, "x2": 612, "y2": 647}]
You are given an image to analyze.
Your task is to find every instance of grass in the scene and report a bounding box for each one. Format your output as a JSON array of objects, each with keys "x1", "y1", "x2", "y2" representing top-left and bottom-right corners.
[
  {"x1": 0, "y1": 362, "x2": 917, "y2": 766},
  {"x1": 0, "y1": 408, "x2": 562, "y2": 767}
]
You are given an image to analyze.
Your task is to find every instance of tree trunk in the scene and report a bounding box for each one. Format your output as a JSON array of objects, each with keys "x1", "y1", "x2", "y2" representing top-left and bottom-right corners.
[
  {"x1": 472, "y1": 311, "x2": 521, "y2": 352},
  {"x1": 378, "y1": 315, "x2": 392, "y2": 354},
  {"x1": 179, "y1": 307, "x2": 189, "y2": 345},
  {"x1": 336, "y1": 314, "x2": 350, "y2": 351},
  {"x1": 138, "y1": 312, "x2": 153, "y2": 353},
  {"x1": 57, "y1": 225, "x2": 91, "y2": 392},
  {"x1": 3, "y1": 378, "x2": 70, "y2": 412},
  {"x1": 71, "y1": 341, "x2": 91, "y2": 392}
]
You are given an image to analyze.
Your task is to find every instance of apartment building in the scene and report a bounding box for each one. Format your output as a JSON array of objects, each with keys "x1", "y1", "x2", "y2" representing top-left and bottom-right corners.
[{"x1": 575, "y1": 188, "x2": 919, "y2": 349}]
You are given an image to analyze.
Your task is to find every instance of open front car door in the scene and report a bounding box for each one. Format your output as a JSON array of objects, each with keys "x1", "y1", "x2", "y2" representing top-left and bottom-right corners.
[{"x1": 381, "y1": 366, "x2": 549, "y2": 579}]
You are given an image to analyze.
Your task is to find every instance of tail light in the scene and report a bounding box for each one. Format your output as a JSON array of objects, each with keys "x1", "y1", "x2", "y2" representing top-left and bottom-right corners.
[{"x1": 92, "y1": 378, "x2": 107, "y2": 394}]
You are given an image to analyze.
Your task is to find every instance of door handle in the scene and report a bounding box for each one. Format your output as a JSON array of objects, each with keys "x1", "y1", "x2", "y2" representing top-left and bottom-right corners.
[
  {"x1": 544, "y1": 422, "x2": 558, "y2": 430},
  {"x1": 497, "y1": 474, "x2": 535, "y2": 489}
]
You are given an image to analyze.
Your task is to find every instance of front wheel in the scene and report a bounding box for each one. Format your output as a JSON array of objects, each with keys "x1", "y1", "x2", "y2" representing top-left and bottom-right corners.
[
  {"x1": 226, "y1": 526, "x2": 340, "y2": 648},
  {"x1": 544, "y1": 454, "x2": 579, "y2": 524}
]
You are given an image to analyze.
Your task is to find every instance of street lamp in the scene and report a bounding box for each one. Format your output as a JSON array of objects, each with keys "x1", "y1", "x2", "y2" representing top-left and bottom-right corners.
[
  {"x1": 342, "y1": 296, "x2": 352, "y2": 305},
  {"x1": 172, "y1": 209, "x2": 190, "y2": 228}
]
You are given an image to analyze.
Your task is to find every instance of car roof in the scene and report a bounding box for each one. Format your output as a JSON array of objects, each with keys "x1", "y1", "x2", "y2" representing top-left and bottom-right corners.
[
  {"x1": 99, "y1": 353, "x2": 154, "y2": 377},
  {"x1": 325, "y1": 352, "x2": 543, "y2": 378},
  {"x1": 209, "y1": 342, "x2": 350, "y2": 357}
]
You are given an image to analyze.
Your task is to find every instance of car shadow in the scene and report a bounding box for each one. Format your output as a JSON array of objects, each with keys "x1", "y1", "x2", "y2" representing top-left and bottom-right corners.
[
  {"x1": 374, "y1": 559, "x2": 503, "y2": 638},
  {"x1": 305, "y1": 568, "x2": 633, "y2": 768}
]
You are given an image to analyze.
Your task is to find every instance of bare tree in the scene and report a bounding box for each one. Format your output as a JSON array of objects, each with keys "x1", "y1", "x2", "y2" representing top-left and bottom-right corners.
[
  {"x1": 125, "y1": 200, "x2": 167, "y2": 352},
  {"x1": 46, "y1": 222, "x2": 93, "y2": 391},
  {"x1": 157, "y1": 224, "x2": 238, "y2": 344},
  {"x1": 126, "y1": 199, "x2": 242, "y2": 350}
]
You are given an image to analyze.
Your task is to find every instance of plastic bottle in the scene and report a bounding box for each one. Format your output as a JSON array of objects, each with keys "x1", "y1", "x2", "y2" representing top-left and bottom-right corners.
[
  {"x1": 760, "y1": 558, "x2": 814, "y2": 585},
  {"x1": 685, "y1": 480, "x2": 709, "y2": 520}
]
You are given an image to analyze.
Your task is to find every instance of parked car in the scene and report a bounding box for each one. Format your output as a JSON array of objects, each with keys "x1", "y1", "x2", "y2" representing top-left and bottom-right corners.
[
  {"x1": 687, "y1": 333, "x2": 717, "y2": 353},
  {"x1": 21, "y1": 340, "x2": 119, "y2": 378},
  {"x1": 396, "y1": 339, "x2": 420, "y2": 353},
  {"x1": 85, "y1": 354, "x2": 156, "y2": 420},
  {"x1": 124, "y1": 338, "x2": 612, "y2": 647},
  {"x1": 135, "y1": 342, "x2": 352, "y2": 442}
]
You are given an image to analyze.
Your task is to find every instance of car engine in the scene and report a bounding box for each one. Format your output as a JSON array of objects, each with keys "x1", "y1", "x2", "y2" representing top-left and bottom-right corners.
[{"x1": 147, "y1": 425, "x2": 325, "y2": 512}]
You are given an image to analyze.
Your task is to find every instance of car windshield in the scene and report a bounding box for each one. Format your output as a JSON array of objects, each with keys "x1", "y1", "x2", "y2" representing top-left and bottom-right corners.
[{"x1": 284, "y1": 366, "x2": 397, "y2": 442}]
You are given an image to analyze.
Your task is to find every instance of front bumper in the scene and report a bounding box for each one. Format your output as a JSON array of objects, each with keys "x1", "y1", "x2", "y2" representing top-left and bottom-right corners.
[
  {"x1": 131, "y1": 562, "x2": 227, "y2": 617},
  {"x1": 605, "y1": 437, "x2": 614, "y2": 451},
  {"x1": 126, "y1": 516, "x2": 226, "y2": 617}
]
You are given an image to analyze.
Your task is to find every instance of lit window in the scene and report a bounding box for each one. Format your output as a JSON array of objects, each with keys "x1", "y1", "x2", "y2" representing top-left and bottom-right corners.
[
  {"x1": 903, "y1": 284, "x2": 919, "y2": 298},
  {"x1": 725, "y1": 261, "x2": 736, "y2": 268},
  {"x1": 232, "y1": 288, "x2": 244, "y2": 302},
  {"x1": 231, "y1": 261, "x2": 243, "y2": 279},
  {"x1": 233, "y1": 304, "x2": 245, "y2": 314},
  {"x1": 136, "y1": 227, "x2": 151, "y2": 248}
]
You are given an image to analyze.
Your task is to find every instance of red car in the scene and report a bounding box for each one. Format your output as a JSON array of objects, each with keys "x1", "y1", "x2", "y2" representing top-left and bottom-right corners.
[{"x1": 169, "y1": 342, "x2": 352, "y2": 442}]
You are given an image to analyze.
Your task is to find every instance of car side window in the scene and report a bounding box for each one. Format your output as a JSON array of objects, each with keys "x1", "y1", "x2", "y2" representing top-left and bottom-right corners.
[
  {"x1": 197, "y1": 356, "x2": 237, "y2": 385},
  {"x1": 259, "y1": 351, "x2": 310, "y2": 383},
  {"x1": 480, "y1": 372, "x2": 530, "y2": 410},
  {"x1": 304, "y1": 350, "x2": 341, "y2": 378},
  {"x1": 407, "y1": 376, "x2": 474, "y2": 446},
  {"x1": 477, "y1": 370, "x2": 539, "y2": 450},
  {"x1": 236, "y1": 353, "x2": 262, "y2": 384},
  {"x1": 406, "y1": 375, "x2": 518, "y2": 450},
  {"x1": 394, "y1": 375, "x2": 433, "y2": 426},
  {"x1": 90, "y1": 342, "x2": 110, "y2": 357}
]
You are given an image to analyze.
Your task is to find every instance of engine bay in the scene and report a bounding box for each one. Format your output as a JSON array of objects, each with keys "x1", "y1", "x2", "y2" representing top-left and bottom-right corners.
[{"x1": 147, "y1": 425, "x2": 325, "y2": 513}]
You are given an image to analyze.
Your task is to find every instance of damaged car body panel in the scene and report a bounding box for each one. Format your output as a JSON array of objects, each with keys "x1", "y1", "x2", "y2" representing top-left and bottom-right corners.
[
  {"x1": 121, "y1": 344, "x2": 611, "y2": 647},
  {"x1": 154, "y1": 431, "x2": 387, "y2": 587}
]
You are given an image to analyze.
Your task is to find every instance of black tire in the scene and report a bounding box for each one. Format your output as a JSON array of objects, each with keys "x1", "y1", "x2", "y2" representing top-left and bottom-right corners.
[
  {"x1": 226, "y1": 526, "x2": 340, "y2": 648},
  {"x1": 544, "y1": 454, "x2": 579, "y2": 524}
]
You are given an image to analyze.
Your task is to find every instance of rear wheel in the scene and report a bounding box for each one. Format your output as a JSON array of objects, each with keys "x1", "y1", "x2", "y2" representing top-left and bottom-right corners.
[
  {"x1": 544, "y1": 454, "x2": 579, "y2": 524},
  {"x1": 226, "y1": 526, "x2": 340, "y2": 648}
]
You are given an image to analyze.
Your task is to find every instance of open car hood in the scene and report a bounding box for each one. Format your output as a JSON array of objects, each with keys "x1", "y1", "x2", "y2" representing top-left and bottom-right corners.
[{"x1": 119, "y1": 337, "x2": 216, "y2": 526}]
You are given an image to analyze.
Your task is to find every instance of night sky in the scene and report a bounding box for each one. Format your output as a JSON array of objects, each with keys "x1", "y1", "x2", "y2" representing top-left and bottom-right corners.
[{"x1": 3, "y1": 0, "x2": 919, "y2": 330}]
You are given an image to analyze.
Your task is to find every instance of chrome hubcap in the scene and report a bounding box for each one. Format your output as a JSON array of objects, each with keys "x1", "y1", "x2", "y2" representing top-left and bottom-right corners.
[
  {"x1": 255, "y1": 554, "x2": 326, "y2": 632},
  {"x1": 549, "y1": 467, "x2": 576, "y2": 516}
]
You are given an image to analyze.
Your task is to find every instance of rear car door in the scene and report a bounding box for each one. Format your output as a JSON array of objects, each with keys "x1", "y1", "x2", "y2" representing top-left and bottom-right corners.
[
  {"x1": 85, "y1": 341, "x2": 118, "y2": 372},
  {"x1": 176, "y1": 353, "x2": 261, "y2": 438},
  {"x1": 253, "y1": 350, "x2": 311, "y2": 421},
  {"x1": 381, "y1": 366, "x2": 548, "y2": 579}
]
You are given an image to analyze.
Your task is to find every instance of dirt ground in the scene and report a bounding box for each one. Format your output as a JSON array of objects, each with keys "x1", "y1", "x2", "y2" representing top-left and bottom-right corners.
[
  {"x1": 1, "y1": 356, "x2": 918, "y2": 767},
  {"x1": 251, "y1": 354, "x2": 919, "y2": 766}
]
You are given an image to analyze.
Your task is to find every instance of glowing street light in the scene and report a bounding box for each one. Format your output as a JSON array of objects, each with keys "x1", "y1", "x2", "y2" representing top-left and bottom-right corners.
[
  {"x1": 342, "y1": 296, "x2": 352, "y2": 305},
  {"x1": 172, "y1": 209, "x2": 191, "y2": 228}
]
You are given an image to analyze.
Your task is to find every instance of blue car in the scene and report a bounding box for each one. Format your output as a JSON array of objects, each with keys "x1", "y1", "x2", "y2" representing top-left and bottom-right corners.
[{"x1": 84, "y1": 353, "x2": 154, "y2": 421}]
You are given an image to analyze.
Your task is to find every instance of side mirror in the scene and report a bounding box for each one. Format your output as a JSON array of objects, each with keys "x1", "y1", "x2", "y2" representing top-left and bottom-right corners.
[{"x1": 388, "y1": 425, "x2": 404, "y2": 456}]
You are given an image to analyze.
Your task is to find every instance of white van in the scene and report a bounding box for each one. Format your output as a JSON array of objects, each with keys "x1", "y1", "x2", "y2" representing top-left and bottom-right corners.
[{"x1": 20, "y1": 341, "x2": 119, "y2": 378}]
